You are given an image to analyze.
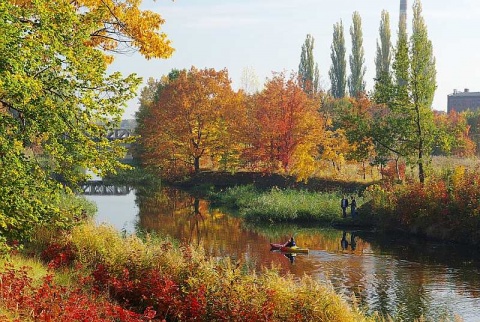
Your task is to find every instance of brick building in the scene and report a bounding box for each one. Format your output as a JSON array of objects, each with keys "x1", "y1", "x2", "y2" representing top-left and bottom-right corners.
[{"x1": 447, "y1": 89, "x2": 480, "y2": 113}]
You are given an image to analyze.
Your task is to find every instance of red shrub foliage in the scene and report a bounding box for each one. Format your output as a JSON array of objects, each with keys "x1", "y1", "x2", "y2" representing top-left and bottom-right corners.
[
  {"x1": 372, "y1": 167, "x2": 480, "y2": 244},
  {"x1": 0, "y1": 264, "x2": 145, "y2": 321},
  {"x1": 40, "y1": 242, "x2": 76, "y2": 269},
  {"x1": 92, "y1": 264, "x2": 205, "y2": 321}
]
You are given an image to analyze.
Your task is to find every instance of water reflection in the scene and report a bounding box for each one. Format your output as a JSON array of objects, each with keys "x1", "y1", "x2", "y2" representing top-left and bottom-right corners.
[{"x1": 89, "y1": 186, "x2": 480, "y2": 322}]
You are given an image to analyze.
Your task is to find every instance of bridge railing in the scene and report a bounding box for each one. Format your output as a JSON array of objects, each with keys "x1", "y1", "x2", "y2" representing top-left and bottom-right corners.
[
  {"x1": 106, "y1": 129, "x2": 133, "y2": 140},
  {"x1": 80, "y1": 181, "x2": 132, "y2": 196}
]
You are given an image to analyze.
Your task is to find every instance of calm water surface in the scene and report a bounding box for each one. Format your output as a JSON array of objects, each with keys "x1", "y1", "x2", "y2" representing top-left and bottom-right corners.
[{"x1": 85, "y1": 186, "x2": 480, "y2": 321}]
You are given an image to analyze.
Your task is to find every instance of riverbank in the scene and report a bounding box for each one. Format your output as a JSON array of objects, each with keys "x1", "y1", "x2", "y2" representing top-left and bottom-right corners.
[
  {"x1": 173, "y1": 169, "x2": 480, "y2": 247},
  {"x1": 1, "y1": 222, "x2": 373, "y2": 321}
]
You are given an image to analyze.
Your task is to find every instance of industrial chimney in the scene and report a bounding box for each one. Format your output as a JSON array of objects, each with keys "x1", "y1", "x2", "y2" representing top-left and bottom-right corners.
[{"x1": 400, "y1": 0, "x2": 407, "y2": 22}]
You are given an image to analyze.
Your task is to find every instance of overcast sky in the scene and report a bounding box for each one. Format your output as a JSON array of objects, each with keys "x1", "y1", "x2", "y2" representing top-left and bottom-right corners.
[{"x1": 111, "y1": 0, "x2": 480, "y2": 118}]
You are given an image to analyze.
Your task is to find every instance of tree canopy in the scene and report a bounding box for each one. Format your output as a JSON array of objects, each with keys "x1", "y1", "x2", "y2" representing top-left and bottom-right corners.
[{"x1": 0, "y1": 0, "x2": 173, "y2": 241}]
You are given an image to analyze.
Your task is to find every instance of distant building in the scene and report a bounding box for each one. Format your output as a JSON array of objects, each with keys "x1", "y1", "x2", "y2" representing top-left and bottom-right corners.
[{"x1": 447, "y1": 89, "x2": 480, "y2": 113}]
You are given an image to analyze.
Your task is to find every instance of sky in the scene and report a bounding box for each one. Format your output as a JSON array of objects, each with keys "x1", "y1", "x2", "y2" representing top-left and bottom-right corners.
[{"x1": 111, "y1": 0, "x2": 480, "y2": 119}]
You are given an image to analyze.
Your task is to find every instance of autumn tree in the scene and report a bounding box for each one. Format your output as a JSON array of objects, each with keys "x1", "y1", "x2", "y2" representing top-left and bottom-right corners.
[
  {"x1": 245, "y1": 72, "x2": 323, "y2": 181},
  {"x1": 135, "y1": 71, "x2": 180, "y2": 164},
  {"x1": 139, "y1": 67, "x2": 243, "y2": 179},
  {"x1": 298, "y1": 34, "x2": 320, "y2": 96},
  {"x1": 79, "y1": 0, "x2": 174, "y2": 60},
  {"x1": 348, "y1": 12, "x2": 366, "y2": 98},
  {"x1": 433, "y1": 111, "x2": 475, "y2": 157},
  {"x1": 0, "y1": 0, "x2": 173, "y2": 241},
  {"x1": 329, "y1": 21, "x2": 347, "y2": 99},
  {"x1": 465, "y1": 110, "x2": 480, "y2": 155}
]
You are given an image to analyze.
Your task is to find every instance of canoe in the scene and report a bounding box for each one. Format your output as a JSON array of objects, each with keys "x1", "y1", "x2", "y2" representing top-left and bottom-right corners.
[{"x1": 270, "y1": 243, "x2": 309, "y2": 254}]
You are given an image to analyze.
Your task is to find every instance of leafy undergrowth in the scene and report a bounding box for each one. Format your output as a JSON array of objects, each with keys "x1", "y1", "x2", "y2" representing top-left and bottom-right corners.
[
  {"x1": 365, "y1": 166, "x2": 480, "y2": 245},
  {"x1": 0, "y1": 264, "x2": 147, "y2": 322},
  {"x1": 1, "y1": 222, "x2": 373, "y2": 322}
]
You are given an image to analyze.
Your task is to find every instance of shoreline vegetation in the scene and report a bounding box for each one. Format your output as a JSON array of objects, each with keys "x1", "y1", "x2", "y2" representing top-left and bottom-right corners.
[
  {"x1": 2, "y1": 164, "x2": 479, "y2": 321},
  {"x1": 176, "y1": 169, "x2": 480, "y2": 247},
  {"x1": 1, "y1": 222, "x2": 373, "y2": 322}
]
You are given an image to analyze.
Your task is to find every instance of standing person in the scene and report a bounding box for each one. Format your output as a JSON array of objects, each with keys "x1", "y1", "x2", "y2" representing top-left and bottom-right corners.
[
  {"x1": 341, "y1": 195, "x2": 349, "y2": 218},
  {"x1": 350, "y1": 196, "x2": 357, "y2": 218}
]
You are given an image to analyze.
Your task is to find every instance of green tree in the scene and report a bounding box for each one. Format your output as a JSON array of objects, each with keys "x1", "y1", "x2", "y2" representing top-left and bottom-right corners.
[
  {"x1": 409, "y1": 0, "x2": 437, "y2": 183},
  {"x1": 329, "y1": 21, "x2": 347, "y2": 99},
  {"x1": 371, "y1": 5, "x2": 412, "y2": 180},
  {"x1": 393, "y1": 7, "x2": 410, "y2": 101},
  {"x1": 298, "y1": 34, "x2": 320, "y2": 96},
  {"x1": 0, "y1": 0, "x2": 172, "y2": 241},
  {"x1": 348, "y1": 12, "x2": 366, "y2": 98},
  {"x1": 373, "y1": 10, "x2": 393, "y2": 105},
  {"x1": 376, "y1": 0, "x2": 437, "y2": 183}
]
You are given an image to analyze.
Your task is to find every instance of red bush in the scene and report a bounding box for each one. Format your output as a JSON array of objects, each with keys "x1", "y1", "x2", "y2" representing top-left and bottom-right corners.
[
  {"x1": 40, "y1": 242, "x2": 76, "y2": 269},
  {"x1": 0, "y1": 264, "x2": 144, "y2": 321}
]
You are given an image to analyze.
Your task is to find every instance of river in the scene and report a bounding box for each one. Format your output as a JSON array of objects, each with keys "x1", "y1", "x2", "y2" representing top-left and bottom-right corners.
[{"x1": 85, "y1": 185, "x2": 480, "y2": 321}]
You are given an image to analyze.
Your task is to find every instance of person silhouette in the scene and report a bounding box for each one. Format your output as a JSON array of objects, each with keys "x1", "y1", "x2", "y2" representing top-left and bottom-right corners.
[
  {"x1": 341, "y1": 231, "x2": 349, "y2": 250},
  {"x1": 350, "y1": 232, "x2": 357, "y2": 250},
  {"x1": 284, "y1": 253, "x2": 296, "y2": 263},
  {"x1": 350, "y1": 196, "x2": 357, "y2": 218},
  {"x1": 283, "y1": 236, "x2": 296, "y2": 248},
  {"x1": 341, "y1": 196, "x2": 349, "y2": 218}
]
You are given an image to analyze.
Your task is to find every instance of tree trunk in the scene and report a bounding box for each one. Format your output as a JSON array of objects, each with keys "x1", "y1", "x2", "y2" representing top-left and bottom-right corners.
[
  {"x1": 362, "y1": 161, "x2": 366, "y2": 180},
  {"x1": 194, "y1": 156, "x2": 200, "y2": 173},
  {"x1": 395, "y1": 157, "x2": 401, "y2": 182},
  {"x1": 418, "y1": 148, "x2": 425, "y2": 184}
]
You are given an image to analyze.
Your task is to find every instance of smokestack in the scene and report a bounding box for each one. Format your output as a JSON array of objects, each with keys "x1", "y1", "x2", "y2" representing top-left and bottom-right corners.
[{"x1": 400, "y1": 0, "x2": 407, "y2": 22}]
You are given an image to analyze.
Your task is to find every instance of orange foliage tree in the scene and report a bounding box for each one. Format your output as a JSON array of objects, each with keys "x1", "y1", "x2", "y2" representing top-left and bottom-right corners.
[
  {"x1": 75, "y1": 0, "x2": 174, "y2": 60},
  {"x1": 433, "y1": 110, "x2": 476, "y2": 157},
  {"x1": 243, "y1": 72, "x2": 324, "y2": 181},
  {"x1": 139, "y1": 67, "x2": 243, "y2": 179}
]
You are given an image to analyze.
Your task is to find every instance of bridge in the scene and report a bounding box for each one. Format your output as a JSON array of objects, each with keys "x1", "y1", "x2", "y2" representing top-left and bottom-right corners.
[
  {"x1": 106, "y1": 129, "x2": 133, "y2": 141},
  {"x1": 81, "y1": 181, "x2": 132, "y2": 196},
  {"x1": 106, "y1": 128, "x2": 135, "y2": 164}
]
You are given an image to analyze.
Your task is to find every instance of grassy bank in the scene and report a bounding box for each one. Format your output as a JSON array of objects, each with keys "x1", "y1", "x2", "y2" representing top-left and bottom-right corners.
[
  {"x1": 208, "y1": 185, "x2": 367, "y2": 225},
  {"x1": 1, "y1": 222, "x2": 373, "y2": 322}
]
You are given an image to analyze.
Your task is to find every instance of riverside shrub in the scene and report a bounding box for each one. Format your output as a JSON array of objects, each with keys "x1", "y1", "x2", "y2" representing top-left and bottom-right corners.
[
  {"x1": 366, "y1": 167, "x2": 480, "y2": 243},
  {"x1": 0, "y1": 264, "x2": 144, "y2": 321},
  {"x1": 35, "y1": 223, "x2": 371, "y2": 321}
]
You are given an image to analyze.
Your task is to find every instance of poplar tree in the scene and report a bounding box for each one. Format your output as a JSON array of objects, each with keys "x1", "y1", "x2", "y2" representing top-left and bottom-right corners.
[
  {"x1": 329, "y1": 21, "x2": 347, "y2": 99},
  {"x1": 298, "y1": 34, "x2": 319, "y2": 96},
  {"x1": 348, "y1": 11, "x2": 366, "y2": 98},
  {"x1": 373, "y1": 10, "x2": 393, "y2": 104},
  {"x1": 409, "y1": 0, "x2": 437, "y2": 183},
  {"x1": 393, "y1": 8, "x2": 410, "y2": 103}
]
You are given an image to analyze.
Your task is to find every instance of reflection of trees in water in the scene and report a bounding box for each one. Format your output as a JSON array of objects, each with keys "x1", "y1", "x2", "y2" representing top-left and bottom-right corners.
[
  {"x1": 353, "y1": 231, "x2": 480, "y2": 320},
  {"x1": 134, "y1": 187, "x2": 480, "y2": 321},
  {"x1": 136, "y1": 187, "x2": 248, "y2": 256},
  {"x1": 246, "y1": 223, "x2": 369, "y2": 254},
  {"x1": 357, "y1": 231, "x2": 480, "y2": 300}
]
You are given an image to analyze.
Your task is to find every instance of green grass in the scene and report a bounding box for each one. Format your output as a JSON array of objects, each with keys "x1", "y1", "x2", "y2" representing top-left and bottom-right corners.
[{"x1": 210, "y1": 185, "x2": 365, "y2": 224}]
